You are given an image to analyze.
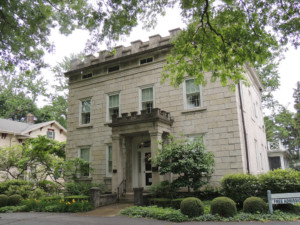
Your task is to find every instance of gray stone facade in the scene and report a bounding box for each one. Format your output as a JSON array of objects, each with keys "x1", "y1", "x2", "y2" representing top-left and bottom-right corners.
[{"x1": 65, "y1": 28, "x2": 269, "y2": 193}]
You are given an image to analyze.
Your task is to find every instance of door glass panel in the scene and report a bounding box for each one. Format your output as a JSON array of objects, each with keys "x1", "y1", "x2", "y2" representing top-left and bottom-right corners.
[
  {"x1": 146, "y1": 173, "x2": 152, "y2": 186},
  {"x1": 145, "y1": 153, "x2": 151, "y2": 171}
]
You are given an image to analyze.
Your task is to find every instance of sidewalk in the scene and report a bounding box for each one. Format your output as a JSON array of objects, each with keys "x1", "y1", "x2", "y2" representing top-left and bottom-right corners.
[{"x1": 75, "y1": 203, "x2": 133, "y2": 217}]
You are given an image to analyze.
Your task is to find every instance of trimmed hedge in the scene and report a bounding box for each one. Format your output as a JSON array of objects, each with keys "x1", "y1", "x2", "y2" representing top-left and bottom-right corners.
[
  {"x1": 210, "y1": 197, "x2": 237, "y2": 217},
  {"x1": 7, "y1": 194, "x2": 22, "y2": 206},
  {"x1": 180, "y1": 197, "x2": 204, "y2": 218},
  {"x1": 221, "y1": 173, "x2": 259, "y2": 207},
  {"x1": 171, "y1": 198, "x2": 185, "y2": 209},
  {"x1": 243, "y1": 197, "x2": 267, "y2": 214},
  {"x1": 0, "y1": 194, "x2": 8, "y2": 207},
  {"x1": 149, "y1": 198, "x2": 171, "y2": 207}
]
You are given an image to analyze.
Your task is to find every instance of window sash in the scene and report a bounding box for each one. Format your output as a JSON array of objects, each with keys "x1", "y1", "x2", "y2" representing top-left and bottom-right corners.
[
  {"x1": 186, "y1": 79, "x2": 200, "y2": 94},
  {"x1": 109, "y1": 95, "x2": 119, "y2": 108},
  {"x1": 142, "y1": 88, "x2": 153, "y2": 102},
  {"x1": 80, "y1": 148, "x2": 90, "y2": 161},
  {"x1": 81, "y1": 100, "x2": 91, "y2": 113}
]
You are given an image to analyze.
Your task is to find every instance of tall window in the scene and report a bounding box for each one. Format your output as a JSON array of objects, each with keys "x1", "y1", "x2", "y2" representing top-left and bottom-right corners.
[
  {"x1": 185, "y1": 79, "x2": 201, "y2": 109},
  {"x1": 81, "y1": 99, "x2": 91, "y2": 124},
  {"x1": 108, "y1": 94, "x2": 119, "y2": 121},
  {"x1": 141, "y1": 87, "x2": 154, "y2": 113},
  {"x1": 106, "y1": 145, "x2": 112, "y2": 177},
  {"x1": 80, "y1": 147, "x2": 90, "y2": 176}
]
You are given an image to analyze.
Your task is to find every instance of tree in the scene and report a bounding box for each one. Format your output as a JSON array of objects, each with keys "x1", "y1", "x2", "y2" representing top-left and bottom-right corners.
[
  {"x1": 153, "y1": 135, "x2": 215, "y2": 191},
  {"x1": 1, "y1": 0, "x2": 299, "y2": 88},
  {"x1": 293, "y1": 81, "x2": 300, "y2": 156}
]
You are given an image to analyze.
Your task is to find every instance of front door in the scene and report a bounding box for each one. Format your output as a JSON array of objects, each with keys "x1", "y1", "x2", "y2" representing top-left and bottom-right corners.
[{"x1": 140, "y1": 149, "x2": 152, "y2": 187}]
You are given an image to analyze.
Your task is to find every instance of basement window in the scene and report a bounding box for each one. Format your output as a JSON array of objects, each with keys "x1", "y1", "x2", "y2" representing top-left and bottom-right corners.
[
  {"x1": 140, "y1": 57, "x2": 153, "y2": 65},
  {"x1": 108, "y1": 65, "x2": 120, "y2": 73}
]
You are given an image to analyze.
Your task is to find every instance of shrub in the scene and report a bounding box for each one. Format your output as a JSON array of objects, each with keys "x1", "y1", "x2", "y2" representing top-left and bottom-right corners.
[
  {"x1": 38, "y1": 180, "x2": 58, "y2": 194},
  {"x1": 148, "y1": 181, "x2": 178, "y2": 199},
  {"x1": 221, "y1": 173, "x2": 259, "y2": 207},
  {"x1": 171, "y1": 198, "x2": 185, "y2": 209},
  {"x1": 30, "y1": 188, "x2": 46, "y2": 199},
  {"x1": 7, "y1": 194, "x2": 22, "y2": 206},
  {"x1": 243, "y1": 197, "x2": 267, "y2": 214},
  {"x1": 149, "y1": 198, "x2": 171, "y2": 207},
  {"x1": 65, "y1": 182, "x2": 104, "y2": 196},
  {"x1": 0, "y1": 194, "x2": 8, "y2": 207},
  {"x1": 258, "y1": 169, "x2": 300, "y2": 196},
  {"x1": 0, "y1": 180, "x2": 34, "y2": 198},
  {"x1": 210, "y1": 197, "x2": 237, "y2": 217},
  {"x1": 195, "y1": 185, "x2": 221, "y2": 200},
  {"x1": 180, "y1": 197, "x2": 204, "y2": 218}
]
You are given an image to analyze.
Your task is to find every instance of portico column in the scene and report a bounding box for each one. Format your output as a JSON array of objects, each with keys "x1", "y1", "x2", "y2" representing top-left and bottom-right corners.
[
  {"x1": 111, "y1": 134, "x2": 123, "y2": 193},
  {"x1": 149, "y1": 131, "x2": 163, "y2": 185}
]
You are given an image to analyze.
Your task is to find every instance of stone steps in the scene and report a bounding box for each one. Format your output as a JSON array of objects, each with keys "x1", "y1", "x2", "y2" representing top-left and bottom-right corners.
[{"x1": 119, "y1": 192, "x2": 134, "y2": 203}]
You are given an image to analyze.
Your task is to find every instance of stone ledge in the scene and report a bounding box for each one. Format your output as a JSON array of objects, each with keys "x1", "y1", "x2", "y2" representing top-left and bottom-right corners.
[
  {"x1": 76, "y1": 124, "x2": 93, "y2": 129},
  {"x1": 181, "y1": 107, "x2": 207, "y2": 114}
]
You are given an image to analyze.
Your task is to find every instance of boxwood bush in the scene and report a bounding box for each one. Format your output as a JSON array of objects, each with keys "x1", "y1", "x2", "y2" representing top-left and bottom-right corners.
[
  {"x1": 243, "y1": 197, "x2": 267, "y2": 214},
  {"x1": 180, "y1": 197, "x2": 204, "y2": 218},
  {"x1": 0, "y1": 194, "x2": 8, "y2": 207},
  {"x1": 210, "y1": 197, "x2": 237, "y2": 217},
  {"x1": 171, "y1": 198, "x2": 185, "y2": 209},
  {"x1": 7, "y1": 194, "x2": 22, "y2": 206}
]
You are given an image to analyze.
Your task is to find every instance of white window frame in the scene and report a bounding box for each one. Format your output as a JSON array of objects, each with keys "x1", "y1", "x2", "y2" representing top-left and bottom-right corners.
[
  {"x1": 47, "y1": 129, "x2": 55, "y2": 140},
  {"x1": 79, "y1": 98, "x2": 91, "y2": 125},
  {"x1": 139, "y1": 85, "x2": 155, "y2": 113},
  {"x1": 106, "y1": 144, "x2": 113, "y2": 177},
  {"x1": 78, "y1": 146, "x2": 91, "y2": 177},
  {"x1": 106, "y1": 92, "x2": 121, "y2": 122},
  {"x1": 183, "y1": 79, "x2": 203, "y2": 110}
]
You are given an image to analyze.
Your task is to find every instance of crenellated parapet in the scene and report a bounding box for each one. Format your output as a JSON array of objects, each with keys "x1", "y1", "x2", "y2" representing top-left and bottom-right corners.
[{"x1": 69, "y1": 28, "x2": 181, "y2": 71}]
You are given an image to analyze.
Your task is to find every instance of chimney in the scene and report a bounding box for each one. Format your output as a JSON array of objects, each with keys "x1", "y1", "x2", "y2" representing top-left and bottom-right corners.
[{"x1": 26, "y1": 113, "x2": 34, "y2": 124}]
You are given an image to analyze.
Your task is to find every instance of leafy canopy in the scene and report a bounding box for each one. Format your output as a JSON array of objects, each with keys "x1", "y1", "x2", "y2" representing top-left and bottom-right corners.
[{"x1": 153, "y1": 135, "x2": 215, "y2": 191}]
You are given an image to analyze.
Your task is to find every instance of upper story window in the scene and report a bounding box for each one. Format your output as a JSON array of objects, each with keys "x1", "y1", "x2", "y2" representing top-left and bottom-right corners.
[
  {"x1": 81, "y1": 73, "x2": 93, "y2": 79},
  {"x1": 80, "y1": 99, "x2": 91, "y2": 124},
  {"x1": 140, "y1": 57, "x2": 153, "y2": 65},
  {"x1": 107, "y1": 94, "x2": 120, "y2": 121},
  {"x1": 184, "y1": 79, "x2": 202, "y2": 109},
  {"x1": 47, "y1": 129, "x2": 55, "y2": 139},
  {"x1": 108, "y1": 65, "x2": 120, "y2": 73},
  {"x1": 140, "y1": 87, "x2": 154, "y2": 113}
]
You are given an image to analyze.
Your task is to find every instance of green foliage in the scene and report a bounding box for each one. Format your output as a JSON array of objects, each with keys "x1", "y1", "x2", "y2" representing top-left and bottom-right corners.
[
  {"x1": 38, "y1": 180, "x2": 59, "y2": 194},
  {"x1": 195, "y1": 185, "x2": 221, "y2": 201},
  {"x1": 7, "y1": 194, "x2": 23, "y2": 206},
  {"x1": 148, "y1": 181, "x2": 178, "y2": 199},
  {"x1": 180, "y1": 197, "x2": 204, "y2": 218},
  {"x1": 293, "y1": 81, "x2": 300, "y2": 156},
  {"x1": 120, "y1": 206, "x2": 188, "y2": 222},
  {"x1": 21, "y1": 197, "x2": 93, "y2": 212},
  {"x1": 153, "y1": 135, "x2": 215, "y2": 191},
  {"x1": 65, "y1": 182, "x2": 104, "y2": 196},
  {"x1": 0, "y1": 205, "x2": 27, "y2": 213},
  {"x1": 221, "y1": 173, "x2": 260, "y2": 207},
  {"x1": 0, "y1": 194, "x2": 8, "y2": 207},
  {"x1": 149, "y1": 198, "x2": 171, "y2": 208},
  {"x1": 0, "y1": 180, "x2": 34, "y2": 199},
  {"x1": 210, "y1": 197, "x2": 237, "y2": 217},
  {"x1": 258, "y1": 169, "x2": 300, "y2": 195},
  {"x1": 171, "y1": 198, "x2": 185, "y2": 209},
  {"x1": 243, "y1": 197, "x2": 268, "y2": 214}
]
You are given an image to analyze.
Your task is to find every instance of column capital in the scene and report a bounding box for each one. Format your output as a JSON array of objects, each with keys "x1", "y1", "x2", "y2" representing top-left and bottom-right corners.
[
  {"x1": 112, "y1": 134, "x2": 121, "y2": 141},
  {"x1": 149, "y1": 130, "x2": 163, "y2": 137}
]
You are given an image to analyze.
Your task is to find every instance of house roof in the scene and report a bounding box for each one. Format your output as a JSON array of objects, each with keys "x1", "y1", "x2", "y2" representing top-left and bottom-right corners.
[{"x1": 0, "y1": 118, "x2": 67, "y2": 136}]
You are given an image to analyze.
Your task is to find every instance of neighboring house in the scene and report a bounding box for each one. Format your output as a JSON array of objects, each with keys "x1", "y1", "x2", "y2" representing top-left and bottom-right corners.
[
  {"x1": 65, "y1": 28, "x2": 269, "y2": 193},
  {"x1": 0, "y1": 114, "x2": 67, "y2": 147},
  {"x1": 268, "y1": 141, "x2": 291, "y2": 170}
]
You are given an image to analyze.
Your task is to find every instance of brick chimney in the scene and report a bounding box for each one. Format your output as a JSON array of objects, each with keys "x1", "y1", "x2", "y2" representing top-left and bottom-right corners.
[{"x1": 26, "y1": 113, "x2": 34, "y2": 124}]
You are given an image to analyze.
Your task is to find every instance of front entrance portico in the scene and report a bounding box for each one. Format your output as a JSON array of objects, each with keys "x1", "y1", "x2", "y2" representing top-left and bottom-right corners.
[{"x1": 108, "y1": 108, "x2": 173, "y2": 194}]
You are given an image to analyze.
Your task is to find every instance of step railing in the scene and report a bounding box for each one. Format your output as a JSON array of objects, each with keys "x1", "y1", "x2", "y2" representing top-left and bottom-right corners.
[{"x1": 117, "y1": 179, "x2": 126, "y2": 202}]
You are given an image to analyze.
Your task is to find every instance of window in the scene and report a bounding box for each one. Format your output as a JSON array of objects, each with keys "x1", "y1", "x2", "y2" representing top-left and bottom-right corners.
[
  {"x1": 108, "y1": 65, "x2": 119, "y2": 73},
  {"x1": 186, "y1": 134, "x2": 205, "y2": 144},
  {"x1": 140, "y1": 57, "x2": 153, "y2": 65},
  {"x1": 106, "y1": 145, "x2": 112, "y2": 177},
  {"x1": 140, "y1": 87, "x2": 154, "y2": 113},
  {"x1": 47, "y1": 129, "x2": 55, "y2": 139},
  {"x1": 80, "y1": 99, "x2": 91, "y2": 124},
  {"x1": 184, "y1": 79, "x2": 201, "y2": 109},
  {"x1": 82, "y1": 73, "x2": 93, "y2": 79},
  {"x1": 107, "y1": 94, "x2": 120, "y2": 121},
  {"x1": 79, "y1": 147, "x2": 90, "y2": 176}
]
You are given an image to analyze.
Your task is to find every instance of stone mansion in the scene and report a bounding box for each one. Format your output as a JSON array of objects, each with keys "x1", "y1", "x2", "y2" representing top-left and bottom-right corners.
[{"x1": 65, "y1": 28, "x2": 269, "y2": 193}]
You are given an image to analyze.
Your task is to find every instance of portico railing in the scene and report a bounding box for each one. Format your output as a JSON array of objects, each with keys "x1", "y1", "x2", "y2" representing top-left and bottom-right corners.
[{"x1": 117, "y1": 179, "x2": 126, "y2": 202}]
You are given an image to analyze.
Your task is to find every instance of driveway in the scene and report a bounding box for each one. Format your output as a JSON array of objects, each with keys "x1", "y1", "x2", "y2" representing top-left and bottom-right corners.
[{"x1": 0, "y1": 213, "x2": 300, "y2": 225}]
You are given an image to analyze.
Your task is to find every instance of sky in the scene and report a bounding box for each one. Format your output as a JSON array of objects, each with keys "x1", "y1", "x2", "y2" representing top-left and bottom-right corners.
[{"x1": 43, "y1": 7, "x2": 299, "y2": 112}]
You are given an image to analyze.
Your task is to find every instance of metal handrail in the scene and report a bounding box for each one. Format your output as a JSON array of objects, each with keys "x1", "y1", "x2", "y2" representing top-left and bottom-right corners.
[{"x1": 117, "y1": 179, "x2": 126, "y2": 202}]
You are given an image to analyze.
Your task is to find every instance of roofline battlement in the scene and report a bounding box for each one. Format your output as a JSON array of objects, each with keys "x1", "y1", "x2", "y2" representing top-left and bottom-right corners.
[{"x1": 68, "y1": 28, "x2": 181, "y2": 72}]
